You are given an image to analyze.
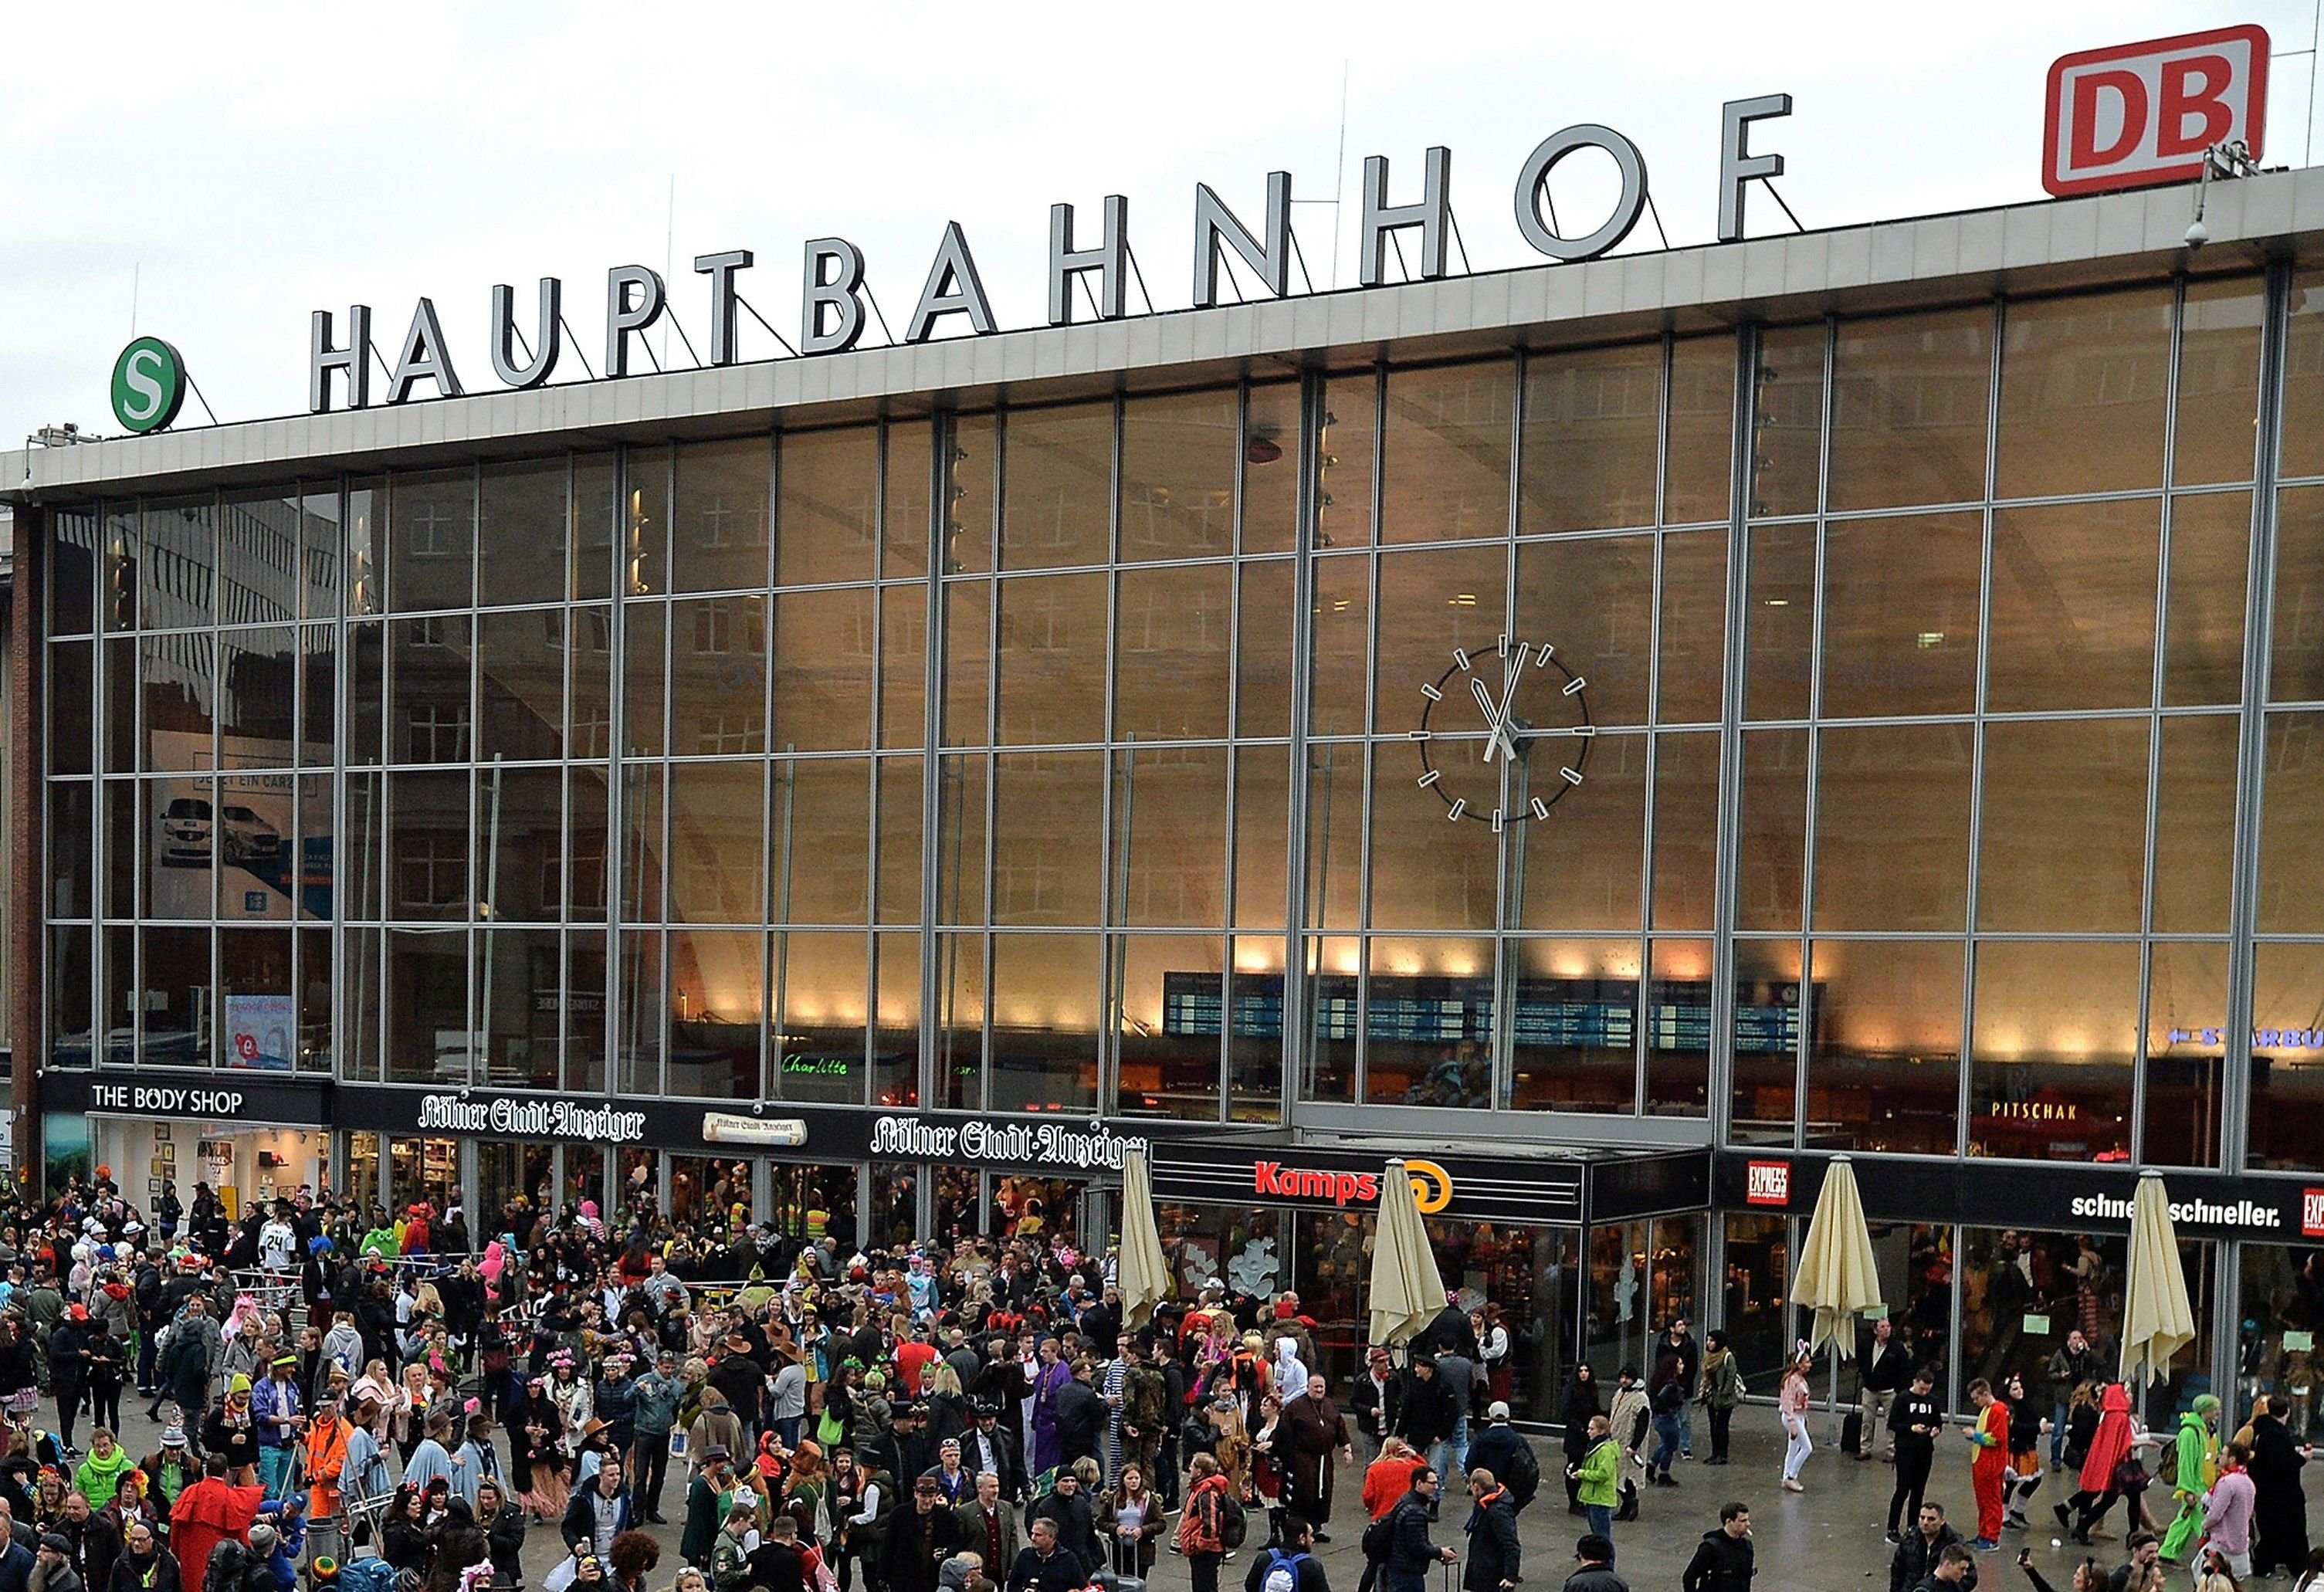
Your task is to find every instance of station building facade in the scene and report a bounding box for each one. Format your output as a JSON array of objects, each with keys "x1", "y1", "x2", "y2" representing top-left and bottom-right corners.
[{"x1": 18, "y1": 166, "x2": 2324, "y2": 1430}]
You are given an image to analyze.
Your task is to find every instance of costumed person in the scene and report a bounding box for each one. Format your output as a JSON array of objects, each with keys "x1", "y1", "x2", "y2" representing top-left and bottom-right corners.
[
  {"x1": 2056, "y1": 1381, "x2": 2135, "y2": 1543},
  {"x1": 2160, "y1": 1394, "x2": 2222, "y2": 1564},
  {"x1": 167, "y1": 1457, "x2": 262, "y2": 1592},
  {"x1": 2000, "y1": 1370, "x2": 2046, "y2": 1531},
  {"x1": 1276, "y1": 1374, "x2": 1350, "y2": 1544},
  {"x1": 1960, "y1": 1377, "x2": 2008, "y2": 1550}
]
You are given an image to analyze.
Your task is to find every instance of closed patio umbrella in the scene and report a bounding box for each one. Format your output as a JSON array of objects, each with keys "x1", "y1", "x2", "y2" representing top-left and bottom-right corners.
[
  {"x1": 1790, "y1": 1154, "x2": 1883, "y2": 1435},
  {"x1": 2119, "y1": 1170, "x2": 2197, "y2": 1388},
  {"x1": 1368, "y1": 1158, "x2": 1448, "y2": 1351},
  {"x1": 1117, "y1": 1147, "x2": 1171, "y2": 1330}
]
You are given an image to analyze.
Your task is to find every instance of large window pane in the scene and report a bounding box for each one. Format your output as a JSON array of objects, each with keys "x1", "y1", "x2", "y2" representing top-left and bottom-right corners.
[
  {"x1": 1002, "y1": 402, "x2": 1112, "y2": 570},
  {"x1": 388, "y1": 469, "x2": 474, "y2": 611},
  {"x1": 1519, "y1": 343, "x2": 1658, "y2": 533},
  {"x1": 1112, "y1": 744, "x2": 1227, "y2": 928},
  {"x1": 476, "y1": 926, "x2": 560, "y2": 1087},
  {"x1": 1115, "y1": 563, "x2": 1231, "y2": 740},
  {"x1": 2270, "y1": 484, "x2": 2324, "y2": 701},
  {"x1": 623, "y1": 600, "x2": 666, "y2": 756},
  {"x1": 668, "y1": 927, "x2": 766, "y2": 1096},
  {"x1": 770, "y1": 930, "x2": 866, "y2": 1103},
  {"x1": 776, "y1": 426, "x2": 876, "y2": 587},
  {"x1": 2248, "y1": 940, "x2": 2324, "y2": 1170},
  {"x1": 1303, "y1": 743, "x2": 1364, "y2": 931},
  {"x1": 49, "y1": 925, "x2": 93, "y2": 1065},
  {"x1": 300, "y1": 626, "x2": 334, "y2": 764},
  {"x1": 1233, "y1": 746, "x2": 1291, "y2": 931},
  {"x1": 1736, "y1": 728, "x2": 1807, "y2": 933},
  {"x1": 345, "y1": 622, "x2": 384, "y2": 767},
  {"x1": 299, "y1": 486, "x2": 343, "y2": 622},
  {"x1": 389, "y1": 769, "x2": 470, "y2": 923},
  {"x1": 49, "y1": 783, "x2": 92, "y2": 920},
  {"x1": 1656, "y1": 530, "x2": 1727, "y2": 723},
  {"x1": 473, "y1": 765, "x2": 560, "y2": 923},
  {"x1": 935, "y1": 754, "x2": 988, "y2": 926},
  {"x1": 2153, "y1": 713, "x2": 2238, "y2": 933},
  {"x1": 1368, "y1": 747, "x2": 1499, "y2": 933},
  {"x1": 218, "y1": 928, "x2": 293, "y2": 1070},
  {"x1": 1302, "y1": 937, "x2": 1358, "y2": 1101},
  {"x1": 141, "y1": 632, "x2": 215, "y2": 771},
  {"x1": 1227, "y1": 936, "x2": 1286, "y2": 1120},
  {"x1": 1967, "y1": 939, "x2": 2135, "y2": 1161},
  {"x1": 669, "y1": 760, "x2": 764, "y2": 925},
  {"x1": 1514, "y1": 533, "x2": 1652, "y2": 727},
  {"x1": 574, "y1": 454, "x2": 618, "y2": 602},
  {"x1": 766, "y1": 586, "x2": 879, "y2": 754},
  {"x1": 475, "y1": 608, "x2": 567, "y2": 761},
  {"x1": 1360, "y1": 937, "x2": 1496, "y2": 1106},
  {"x1": 52, "y1": 509, "x2": 96, "y2": 636},
  {"x1": 1987, "y1": 500, "x2": 2160, "y2": 712},
  {"x1": 617, "y1": 929, "x2": 662, "y2": 1094},
  {"x1": 1818, "y1": 513, "x2": 1982, "y2": 717},
  {"x1": 1113, "y1": 934, "x2": 1225, "y2": 1119},
  {"x1": 994, "y1": 573, "x2": 1106, "y2": 745},
  {"x1": 2283, "y1": 271, "x2": 2324, "y2": 479},
  {"x1": 1828, "y1": 306, "x2": 1992, "y2": 510},
  {"x1": 623, "y1": 764, "x2": 666, "y2": 922},
  {"x1": 941, "y1": 580, "x2": 991, "y2": 746},
  {"x1": 141, "y1": 925, "x2": 212, "y2": 1067},
  {"x1": 1978, "y1": 717, "x2": 2147, "y2": 932},
  {"x1": 1665, "y1": 336, "x2": 1733, "y2": 524},
  {"x1": 1373, "y1": 544, "x2": 1508, "y2": 726},
  {"x1": 1813, "y1": 722, "x2": 1973, "y2": 931},
  {"x1": 1649, "y1": 732, "x2": 1719, "y2": 930},
  {"x1": 989, "y1": 933, "x2": 1100, "y2": 1110},
  {"x1": 991, "y1": 751, "x2": 1103, "y2": 926},
  {"x1": 1235, "y1": 560, "x2": 1295, "y2": 739},
  {"x1": 875, "y1": 755, "x2": 923, "y2": 926},
  {"x1": 49, "y1": 640, "x2": 93, "y2": 777},
  {"x1": 145, "y1": 777, "x2": 212, "y2": 921},
  {"x1": 1120, "y1": 390, "x2": 1236, "y2": 561},
  {"x1": 623, "y1": 449, "x2": 670, "y2": 598},
  {"x1": 880, "y1": 584, "x2": 927, "y2": 750},
  {"x1": 771, "y1": 758, "x2": 869, "y2": 925},
  {"x1": 1380, "y1": 362, "x2": 1511, "y2": 544},
  {"x1": 567, "y1": 767, "x2": 608, "y2": 922},
  {"x1": 386, "y1": 926, "x2": 467, "y2": 1082},
  {"x1": 1729, "y1": 938, "x2": 1802, "y2": 1143},
  {"x1": 390, "y1": 615, "x2": 472, "y2": 764},
  {"x1": 1506, "y1": 937, "x2": 1641, "y2": 1113},
  {"x1": 1645, "y1": 937, "x2": 1713, "y2": 1116},
  {"x1": 218, "y1": 488, "x2": 298, "y2": 625},
  {"x1": 933, "y1": 930, "x2": 984, "y2": 1109},
  {"x1": 478, "y1": 458, "x2": 569, "y2": 607},
  {"x1": 872, "y1": 931, "x2": 920, "y2": 1108},
  {"x1": 2259, "y1": 709, "x2": 2324, "y2": 932},
  {"x1": 1804, "y1": 939, "x2": 1961, "y2": 1155},
  {"x1": 883, "y1": 421, "x2": 932, "y2": 580},
  {"x1": 2162, "y1": 491, "x2": 2251, "y2": 706},
  {"x1": 2142, "y1": 940, "x2": 2226, "y2": 1167},
  {"x1": 672, "y1": 436, "x2": 771, "y2": 594},
  {"x1": 1514, "y1": 730, "x2": 1645, "y2": 931},
  {"x1": 1748, "y1": 325, "x2": 1822, "y2": 518},
  {"x1": 2173, "y1": 275, "x2": 2265, "y2": 486},
  {"x1": 1308, "y1": 554, "x2": 1370, "y2": 737},
  {"x1": 673, "y1": 595, "x2": 770, "y2": 754},
  {"x1": 1997, "y1": 287, "x2": 2171, "y2": 499},
  {"x1": 1244, "y1": 384, "x2": 1301, "y2": 555},
  {"x1": 1743, "y1": 523, "x2": 1814, "y2": 720},
  {"x1": 563, "y1": 930, "x2": 608, "y2": 1089},
  {"x1": 141, "y1": 496, "x2": 217, "y2": 631}
]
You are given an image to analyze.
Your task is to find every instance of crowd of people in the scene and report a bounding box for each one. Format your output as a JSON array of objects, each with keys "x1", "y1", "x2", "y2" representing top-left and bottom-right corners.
[{"x1": 0, "y1": 1167, "x2": 2316, "y2": 1592}]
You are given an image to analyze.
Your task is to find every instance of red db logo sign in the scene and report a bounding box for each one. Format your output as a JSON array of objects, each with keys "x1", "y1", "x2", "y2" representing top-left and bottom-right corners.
[
  {"x1": 2043, "y1": 25, "x2": 2269, "y2": 197},
  {"x1": 2303, "y1": 1188, "x2": 2324, "y2": 1239},
  {"x1": 1745, "y1": 1161, "x2": 1790, "y2": 1208}
]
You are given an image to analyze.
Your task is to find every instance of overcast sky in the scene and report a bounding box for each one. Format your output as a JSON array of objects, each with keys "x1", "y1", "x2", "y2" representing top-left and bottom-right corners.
[{"x1": 0, "y1": 1, "x2": 2303, "y2": 442}]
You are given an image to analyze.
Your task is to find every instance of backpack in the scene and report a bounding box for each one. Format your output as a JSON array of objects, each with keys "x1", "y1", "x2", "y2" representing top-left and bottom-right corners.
[
  {"x1": 337, "y1": 1558, "x2": 402, "y2": 1592},
  {"x1": 2156, "y1": 1432, "x2": 2180, "y2": 1489},
  {"x1": 1503, "y1": 1434, "x2": 1541, "y2": 1505},
  {"x1": 1215, "y1": 1490, "x2": 1248, "y2": 1550},
  {"x1": 1262, "y1": 1549, "x2": 1308, "y2": 1592},
  {"x1": 1360, "y1": 1512, "x2": 1396, "y2": 1563}
]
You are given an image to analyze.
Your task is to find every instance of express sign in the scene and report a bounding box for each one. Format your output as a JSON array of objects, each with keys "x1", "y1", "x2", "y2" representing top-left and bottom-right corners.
[{"x1": 2042, "y1": 25, "x2": 2269, "y2": 197}]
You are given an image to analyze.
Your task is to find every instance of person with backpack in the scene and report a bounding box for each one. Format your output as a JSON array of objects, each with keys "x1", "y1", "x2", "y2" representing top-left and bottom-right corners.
[
  {"x1": 1380, "y1": 1468, "x2": 1455, "y2": 1592},
  {"x1": 1462, "y1": 1407, "x2": 1538, "y2": 1514},
  {"x1": 1245, "y1": 1515, "x2": 1330, "y2": 1592},
  {"x1": 1460, "y1": 1468, "x2": 1519, "y2": 1592},
  {"x1": 1176, "y1": 1454, "x2": 1236, "y2": 1592},
  {"x1": 1680, "y1": 1501, "x2": 1754, "y2": 1592},
  {"x1": 1696, "y1": 1335, "x2": 1744, "y2": 1468},
  {"x1": 1563, "y1": 1535, "x2": 1625, "y2": 1592}
]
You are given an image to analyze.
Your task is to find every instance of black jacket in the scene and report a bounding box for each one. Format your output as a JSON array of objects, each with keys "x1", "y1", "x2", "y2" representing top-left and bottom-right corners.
[
  {"x1": 104, "y1": 1551, "x2": 178, "y2": 1592},
  {"x1": 1889, "y1": 1524, "x2": 1977, "y2": 1592},
  {"x1": 1004, "y1": 1546, "x2": 1083, "y2": 1592},
  {"x1": 1682, "y1": 1528, "x2": 1755, "y2": 1592},
  {"x1": 1860, "y1": 1340, "x2": 1913, "y2": 1395},
  {"x1": 1384, "y1": 1494, "x2": 1440, "y2": 1575},
  {"x1": 1349, "y1": 1373, "x2": 1400, "y2": 1441},
  {"x1": 1392, "y1": 1373, "x2": 1458, "y2": 1448},
  {"x1": 1245, "y1": 1550, "x2": 1331, "y2": 1592},
  {"x1": 1887, "y1": 1391, "x2": 1942, "y2": 1456},
  {"x1": 879, "y1": 1504, "x2": 963, "y2": 1592},
  {"x1": 1053, "y1": 1382, "x2": 1106, "y2": 1471},
  {"x1": 962, "y1": 1424, "x2": 1025, "y2": 1501},
  {"x1": 1459, "y1": 1490, "x2": 1519, "y2": 1592},
  {"x1": 1025, "y1": 1488, "x2": 1101, "y2": 1578},
  {"x1": 1462, "y1": 1425, "x2": 1536, "y2": 1509}
]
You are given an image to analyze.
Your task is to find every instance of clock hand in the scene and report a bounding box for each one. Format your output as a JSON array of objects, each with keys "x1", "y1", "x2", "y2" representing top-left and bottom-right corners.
[
  {"x1": 1469, "y1": 677, "x2": 1512, "y2": 763},
  {"x1": 1492, "y1": 644, "x2": 1532, "y2": 760}
]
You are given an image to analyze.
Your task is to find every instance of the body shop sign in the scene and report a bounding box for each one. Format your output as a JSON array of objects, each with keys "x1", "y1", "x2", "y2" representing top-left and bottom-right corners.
[{"x1": 869, "y1": 1115, "x2": 1148, "y2": 1172}]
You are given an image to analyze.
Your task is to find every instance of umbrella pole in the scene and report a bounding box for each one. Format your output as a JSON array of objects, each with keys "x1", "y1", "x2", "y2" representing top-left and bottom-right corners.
[{"x1": 1829, "y1": 1349, "x2": 1841, "y2": 1448}]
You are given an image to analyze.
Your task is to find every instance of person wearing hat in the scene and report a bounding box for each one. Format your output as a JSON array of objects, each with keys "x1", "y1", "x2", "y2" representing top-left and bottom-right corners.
[
  {"x1": 963, "y1": 1404, "x2": 1022, "y2": 1506},
  {"x1": 36, "y1": 1532, "x2": 84, "y2": 1592},
  {"x1": 880, "y1": 1473, "x2": 964, "y2": 1592},
  {"x1": 250, "y1": 1358, "x2": 302, "y2": 1501},
  {"x1": 923, "y1": 1441, "x2": 972, "y2": 1508},
  {"x1": 200, "y1": 1378, "x2": 259, "y2": 1486},
  {"x1": 109, "y1": 1513, "x2": 176, "y2": 1592},
  {"x1": 135, "y1": 1431, "x2": 193, "y2": 1528},
  {"x1": 1462, "y1": 1405, "x2": 1539, "y2": 1515},
  {"x1": 298, "y1": 1390, "x2": 350, "y2": 1567},
  {"x1": 705, "y1": 1340, "x2": 764, "y2": 1442},
  {"x1": 401, "y1": 1404, "x2": 459, "y2": 1497},
  {"x1": 48, "y1": 1308, "x2": 89, "y2": 1457},
  {"x1": 680, "y1": 1447, "x2": 734, "y2": 1570},
  {"x1": 628, "y1": 1351, "x2": 683, "y2": 1525}
]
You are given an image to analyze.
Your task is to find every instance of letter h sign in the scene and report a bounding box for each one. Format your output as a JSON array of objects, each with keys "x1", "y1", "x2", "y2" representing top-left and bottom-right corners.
[{"x1": 2043, "y1": 25, "x2": 2268, "y2": 197}]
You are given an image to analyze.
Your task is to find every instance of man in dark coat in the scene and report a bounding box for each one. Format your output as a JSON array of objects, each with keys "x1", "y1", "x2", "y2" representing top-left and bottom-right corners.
[
  {"x1": 1458, "y1": 1469, "x2": 1519, "y2": 1592},
  {"x1": 1279, "y1": 1374, "x2": 1353, "y2": 1539},
  {"x1": 2246, "y1": 1394, "x2": 2310, "y2": 1577},
  {"x1": 963, "y1": 1406, "x2": 1024, "y2": 1503},
  {"x1": 1052, "y1": 1365, "x2": 1106, "y2": 1476},
  {"x1": 1391, "y1": 1360, "x2": 1459, "y2": 1487},
  {"x1": 1888, "y1": 1502, "x2": 1977, "y2": 1592},
  {"x1": 879, "y1": 1476, "x2": 964, "y2": 1592},
  {"x1": 1682, "y1": 1502, "x2": 1757, "y2": 1592}
]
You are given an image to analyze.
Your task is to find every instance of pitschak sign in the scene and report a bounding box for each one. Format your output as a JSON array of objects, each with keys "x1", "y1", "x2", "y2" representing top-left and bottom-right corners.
[{"x1": 2042, "y1": 25, "x2": 2269, "y2": 197}]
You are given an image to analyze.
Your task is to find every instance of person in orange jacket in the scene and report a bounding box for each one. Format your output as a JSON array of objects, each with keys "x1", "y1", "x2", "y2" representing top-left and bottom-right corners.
[{"x1": 1960, "y1": 1377, "x2": 2009, "y2": 1550}]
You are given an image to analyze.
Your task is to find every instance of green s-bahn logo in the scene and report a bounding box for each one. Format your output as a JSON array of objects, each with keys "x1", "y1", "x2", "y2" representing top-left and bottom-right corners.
[{"x1": 110, "y1": 337, "x2": 188, "y2": 434}]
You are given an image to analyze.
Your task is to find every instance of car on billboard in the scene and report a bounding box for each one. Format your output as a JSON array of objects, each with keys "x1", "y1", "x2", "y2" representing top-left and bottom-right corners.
[
  {"x1": 217, "y1": 804, "x2": 281, "y2": 865},
  {"x1": 158, "y1": 797, "x2": 212, "y2": 866}
]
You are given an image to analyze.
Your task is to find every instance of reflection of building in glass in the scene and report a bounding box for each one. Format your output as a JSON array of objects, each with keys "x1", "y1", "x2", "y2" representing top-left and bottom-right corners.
[{"x1": 24, "y1": 174, "x2": 2324, "y2": 1430}]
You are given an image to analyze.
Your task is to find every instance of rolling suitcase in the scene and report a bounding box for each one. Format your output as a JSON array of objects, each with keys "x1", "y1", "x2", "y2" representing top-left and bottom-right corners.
[
  {"x1": 1104, "y1": 1535, "x2": 1147, "y2": 1592},
  {"x1": 1841, "y1": 1410, "x2": 1865, "y2": 1455}
]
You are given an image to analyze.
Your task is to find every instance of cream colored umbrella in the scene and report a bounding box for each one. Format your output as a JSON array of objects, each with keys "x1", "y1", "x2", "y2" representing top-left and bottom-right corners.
[
  {"x1": 1789, "y1": 1155, "x2": 1884, "y2": 1436},
  {"x1": 2119, "y1": 1170, "x2": 2197, "y2": 1387},
  {"x1": 1369, "y1": 1158, "x2": 1448, "y2": 1351},
  {"x1": 1117, "y1": 1148, "x2": 1172, "y2": 1330}
]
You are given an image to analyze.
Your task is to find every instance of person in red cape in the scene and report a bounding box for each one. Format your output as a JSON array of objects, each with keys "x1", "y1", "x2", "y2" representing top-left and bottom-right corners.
[
  {"x1": 2055, "y1": 1381, "x2": 2138, "y2": 1543},
  {"x1": 168, "y1": 1454, "x2": 263, "y2": 1592}
]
